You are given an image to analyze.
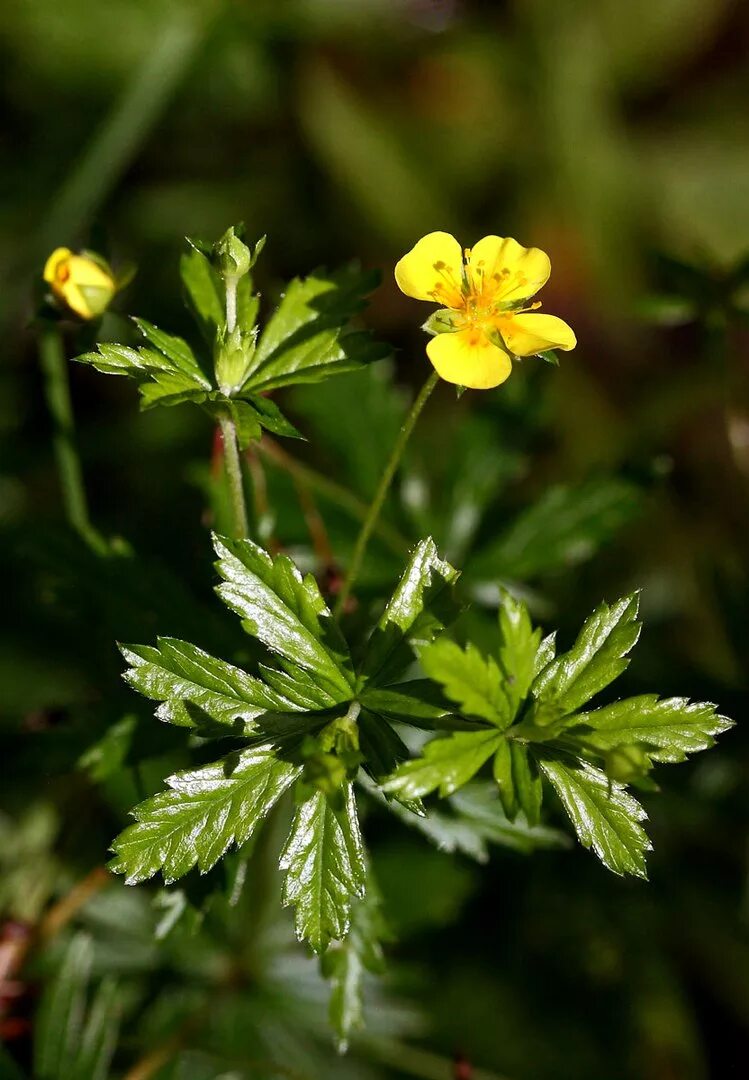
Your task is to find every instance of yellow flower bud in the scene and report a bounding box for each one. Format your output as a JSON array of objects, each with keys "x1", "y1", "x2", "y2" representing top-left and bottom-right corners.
[{"x1": 43, "y1": 247, "x2": 117, "y2": 320}]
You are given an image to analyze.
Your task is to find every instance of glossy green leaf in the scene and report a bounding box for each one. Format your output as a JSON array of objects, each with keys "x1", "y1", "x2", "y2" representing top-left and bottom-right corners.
[
  {"x1": 120, "y1": 637, "x2": 296, "y2": 734},
  {"x1": 213, "y1": 534, "x2": 354, "y2": 705},
  {"x1": 244, "y1": 265, "x2": 388, "y2": 392},
  {"x1": 382, "y1": 728, "x2": 503, "y2": 800},
  {"x1": 531, "y1": 593, "x2": 641, "y2": 721},
  {"x1": 280, "y1": 784, "x2": 366, "y2": 954},
  {"x1": 540, "y1": 759, "x2": 650, "y2": 877},
  {"x1": 419, "y1": 638, "x2": 510, "y2": 728},
  {"x1": 361, "y1": 537, "x2": 459, "y2": 687},
  {"x1": 571, "y1": 695, "x2": 732, "y2": 762},
  {"x1": 110, "y1": 746, "x2": 301, "y2": 884}
]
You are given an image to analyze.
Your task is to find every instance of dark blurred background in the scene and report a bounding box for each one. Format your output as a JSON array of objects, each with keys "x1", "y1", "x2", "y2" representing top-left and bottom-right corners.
[{"x1": 2, "y1": 1, "x2": 749, "y2": 1078}]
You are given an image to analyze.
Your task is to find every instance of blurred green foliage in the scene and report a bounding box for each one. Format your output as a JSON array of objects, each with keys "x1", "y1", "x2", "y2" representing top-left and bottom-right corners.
[{"x1": 2, "y1": 1, "x2": 749, "y2": 1078}]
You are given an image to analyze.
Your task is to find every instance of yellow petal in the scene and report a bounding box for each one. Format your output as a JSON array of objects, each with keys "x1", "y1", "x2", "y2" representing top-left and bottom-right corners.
[
  {"x1": 65, "y1": 254, "x2": 115, "y2": 290},
  {"x1": 43, "y1": 247, "x2": 72, "y2": 284},
  {"x1": 467, "y1": 236, "x2": 550, "y2": 304},
  {"x1": 395, "y1": 231, "x2": 464, "y2": 307},
  {"x1": 426, "y1": 328, "x2": 513, "y2": 390},
  {"x1": 500, "y1": 312, "x2": 576, "y2": 356},
  {"x1": 43, "y1": 250, "x2": 115, "y2": 319}
]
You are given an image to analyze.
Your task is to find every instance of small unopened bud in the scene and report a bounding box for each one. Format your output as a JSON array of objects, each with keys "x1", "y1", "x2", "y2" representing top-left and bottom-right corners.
[
  {"x1": 214, "y1": 326, "x2": 257, "y2": 396},
  {"x1": 43, "y1": 248, "x2": 117, "y2": 320},
  {"x1": 215, "y1": 226, "x2": 252, "y2": 282}
]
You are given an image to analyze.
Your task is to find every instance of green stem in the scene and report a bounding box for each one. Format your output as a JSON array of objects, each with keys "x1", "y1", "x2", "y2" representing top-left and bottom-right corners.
[
  {"x1": 38, "y1": 324, "x2": 104, "y2": 550},
  {"x1": 334, "y1": 369, "x2": 438, "y2": 617},
  {"x1": 360, "y1": 1036, "x2": 512, "y2": 1080},
  {"x1": 220, "y1": 415, "x2": 249, "y2": 538}
]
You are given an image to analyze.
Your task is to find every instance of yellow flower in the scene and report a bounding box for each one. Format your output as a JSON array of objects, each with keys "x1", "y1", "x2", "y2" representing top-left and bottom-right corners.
[
  {"x1": 395, "y1": 231, "x2": 576, "y2": 389},
  {"x1": 43, "y1": 247, "x2": 117, "y2": 320}
]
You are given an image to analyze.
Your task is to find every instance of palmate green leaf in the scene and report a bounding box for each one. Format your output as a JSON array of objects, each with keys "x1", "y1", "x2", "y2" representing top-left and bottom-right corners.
[
  {"x1": 110, "y1": 747, "x2": 301, "y2": 884},
  {"x1": 540, "y1": 758, "x2": 651, "y2": 878},
  {"x1": 75, "y1": 319, "x2": 211, "y2": 408},
  {"x1": 382, "y1": 728, "x2": 503, "y2": 800},
  {"x1": 492, "y1": 740, "x2": 544, "y2": 825},
  {"x1": 361, "y1": 537, "x2": 460, "y2": 687},
  {"x1": 470, "y1": 478, "x2": 642, "y2": 582},
  {"x1": 419, "y1": 639, "x2": 510, "y2": 727},
  {"x1": 570, "y1": 695, "x2": 733, "y2": 763},
  {"x1": 321, "y1": 883, "x2": 387, "y2": 1052},
  {"x1": 280, "y1": 784, "x2": 366, "y2": 954},
  {"x1": 213, "y1": 534, "x2": 354, "y2": 706},
  {"x1": 120, "y1": 637, "x2": 297, "y2": 734},
  {"x1": 243, "y1": 265, "x2": 388, "y2": 393},
  {"x1": 530, "y1": 593, "x2": 641, "y2": 724}
]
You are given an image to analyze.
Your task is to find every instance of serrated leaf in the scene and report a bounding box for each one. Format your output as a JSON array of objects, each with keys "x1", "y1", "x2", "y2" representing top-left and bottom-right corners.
[
  {"x1": 110, "y1": 747, "x2": 301, "y2": 884},
  {"x1": 244, "y1": 265, "x2": 387, "y2": 392},
  {"x1": 322, "y1": 884, "x2": 386, "y2": 1052},
  {"x1": 471, "y1": 479, "x2": 642, "y2": 582},
  {"x1": 531, "y1": 593, "x2": 641, "y2": 721},
  {"x1": 280, "y1": 784, "x2": 366, "y2": 953},
  {"x1": 361, "y1": 538, "x2": 459, "y2": 687},
  {"x1": 540, "y1": 758, "x2": 650, "y2": 877},
  {"x1": 132, "y1": 317, "x2": 211, "y2": 387},
  {"x1": 419, "y1": 638, "x2": 510, "y2": 727},
  {"x1": 497, "y1": 589, "x2": 542, "y2": 718},
  {"x1": 570, "y1": 695, "x2": 733, "y2": 763},
  {"x1": 120, "y1": 638, "x2": 297, "y2": 734},
  {"x1": 213, "y1": 534, "x2": 354, "y2": 705},
  {"x1": 382, "y1": 728, "x2": 503, "y2": 800}
]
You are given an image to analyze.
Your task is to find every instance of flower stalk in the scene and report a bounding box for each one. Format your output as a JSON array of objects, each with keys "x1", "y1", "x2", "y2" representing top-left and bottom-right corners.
[
  {"x1": 334, "y1": 369, "x2": 439, "y2": 617},
  {"x1": 38, "y1": 323, "x2": 105, "y2": 551}
]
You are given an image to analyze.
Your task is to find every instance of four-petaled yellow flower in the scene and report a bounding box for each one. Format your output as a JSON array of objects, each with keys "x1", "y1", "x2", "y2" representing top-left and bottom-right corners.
[
  {"x1": 43, "y1": 247, "x2": 117, "y2": 320},
  {"x1": 395, "y1": 232, "x2": 576, "y2": 389}
]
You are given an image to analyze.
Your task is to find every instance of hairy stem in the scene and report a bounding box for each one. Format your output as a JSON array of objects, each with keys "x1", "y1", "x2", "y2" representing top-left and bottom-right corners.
[
  {"x1": 220, "y1": 416, "x2": 249, "y2": 538},
  {"x1": 38, "y1": 324, "x2": 105, "y2": 550},
  {"x1": 334, "y1": 369, "x2": 438, "y2": 617}
]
